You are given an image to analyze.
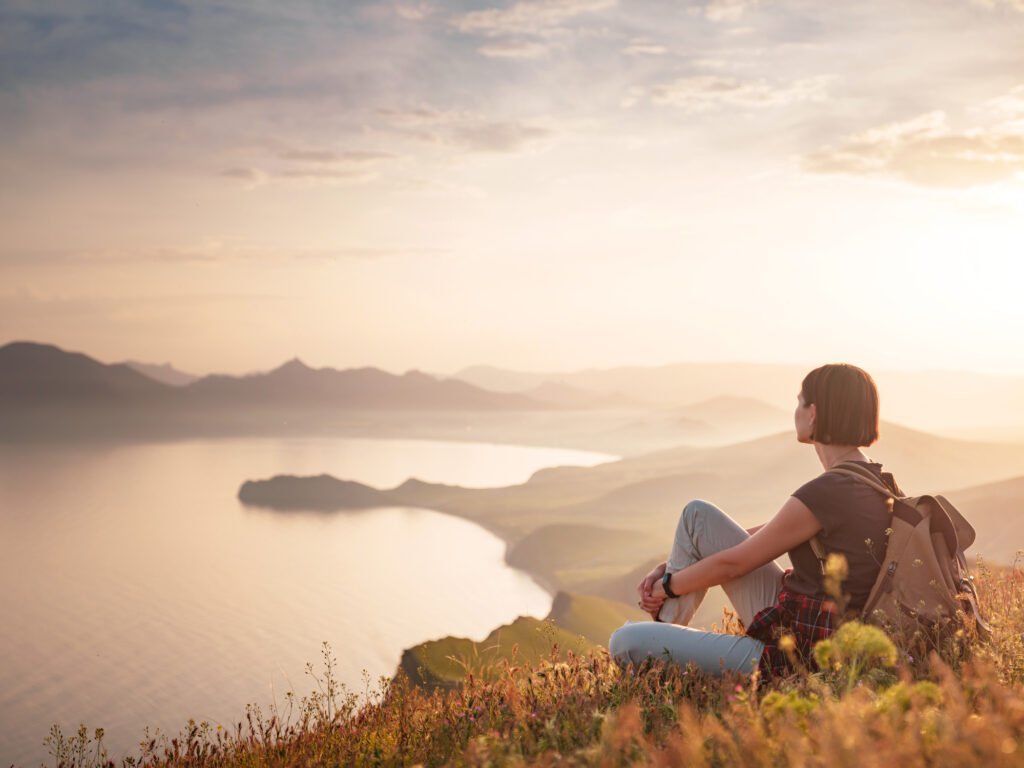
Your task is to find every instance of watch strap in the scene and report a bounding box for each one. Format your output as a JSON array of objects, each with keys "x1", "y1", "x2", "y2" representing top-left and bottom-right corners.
[{"x1": 661, "y1": 570, "x2": 679, "y2": 599}]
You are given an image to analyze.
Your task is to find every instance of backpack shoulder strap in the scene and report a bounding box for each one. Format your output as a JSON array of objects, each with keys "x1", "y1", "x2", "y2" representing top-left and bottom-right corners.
[
  {"x1": 808, "y1": 461, "x2": 899, "y2": 576},
  {"x1": 809, "y1": 534, "x2": 828, "y2": 576},
  {"x1": 826, "y1": 461, "x2": 903, "y2": 499}
]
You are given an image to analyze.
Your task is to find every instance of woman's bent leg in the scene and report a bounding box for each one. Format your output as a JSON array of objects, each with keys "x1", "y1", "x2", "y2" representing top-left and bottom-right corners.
[
  {"x1": 608, "y1": 621, "x2": 764, "y2": 676},
  {"x1": 661, "y1": 499, "x2": 785, "y2": 626}
]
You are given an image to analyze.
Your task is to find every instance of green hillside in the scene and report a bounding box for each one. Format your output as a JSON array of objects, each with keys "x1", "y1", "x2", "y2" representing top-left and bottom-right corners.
[{"x1": 398, "y1": 592, "x2": 645, "y2": 690}]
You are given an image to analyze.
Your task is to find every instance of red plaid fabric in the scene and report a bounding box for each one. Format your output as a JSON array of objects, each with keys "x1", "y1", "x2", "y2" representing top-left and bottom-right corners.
[{"x1": 745, "y1": 571, "x2": 840, "y2": 677}]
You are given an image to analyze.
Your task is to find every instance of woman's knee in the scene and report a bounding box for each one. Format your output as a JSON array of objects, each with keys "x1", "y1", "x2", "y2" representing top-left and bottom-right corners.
[
  {"x1": 607, "y1": 623, "x2": 630, "y2": 662},
  {"x1": 608, "y1": 623, "x2": 653, "y2": 666},
  {"x1": 679, "y1": 499, "x2": 721, "y2": 533}
]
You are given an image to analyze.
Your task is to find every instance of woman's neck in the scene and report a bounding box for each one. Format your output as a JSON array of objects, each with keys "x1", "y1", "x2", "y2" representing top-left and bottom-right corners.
[{"x1": 815, "y1": 443, "x2": 869, "y2": 470}]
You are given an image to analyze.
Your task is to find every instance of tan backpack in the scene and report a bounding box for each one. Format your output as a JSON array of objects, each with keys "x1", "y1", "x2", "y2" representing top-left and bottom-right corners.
[{"x1": 809, "y1": 461, "x2": 991, "y2": 640}]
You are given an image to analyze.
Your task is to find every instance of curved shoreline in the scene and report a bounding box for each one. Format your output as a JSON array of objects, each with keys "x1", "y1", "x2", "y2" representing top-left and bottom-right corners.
[{"x1": 237, "y1": 471, "x2": 565, "y2": 595}]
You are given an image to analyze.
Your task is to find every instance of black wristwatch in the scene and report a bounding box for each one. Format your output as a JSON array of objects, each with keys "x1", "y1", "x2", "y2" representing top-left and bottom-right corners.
[{"x1": 661, "y1": 570, "x2": 679, "y2": 598}]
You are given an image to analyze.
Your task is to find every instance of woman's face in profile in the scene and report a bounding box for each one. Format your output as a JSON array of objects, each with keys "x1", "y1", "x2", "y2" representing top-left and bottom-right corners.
[{"x1": 794, "y1": 393, "x2": 815, "y2": 444}]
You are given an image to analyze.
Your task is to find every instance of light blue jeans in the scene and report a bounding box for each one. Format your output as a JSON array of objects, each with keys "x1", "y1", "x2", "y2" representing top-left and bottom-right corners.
[{"x1": 608, "y1": 500, "x2": 784, "y2": 676}]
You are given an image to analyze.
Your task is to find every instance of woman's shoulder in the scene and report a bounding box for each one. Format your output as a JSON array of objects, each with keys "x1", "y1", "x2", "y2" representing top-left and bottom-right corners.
[
  {"x1": 839, "y1": 460, "x2": 903, "y2": 495},
  {"x1": 793, "y1": 461, "x2": 894, "y2": 533},
  {"x1": 792, "y1": 461, "x2": 893, "y2": 506},
  {"x1": 796, "y1": 461, "x2": 893, "y2": 490}
]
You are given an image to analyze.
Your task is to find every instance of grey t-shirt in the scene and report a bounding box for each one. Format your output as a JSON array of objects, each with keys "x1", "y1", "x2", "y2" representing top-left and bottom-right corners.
[{"x1": 785, "y1": 461, "x2": 899, "y2": 610}]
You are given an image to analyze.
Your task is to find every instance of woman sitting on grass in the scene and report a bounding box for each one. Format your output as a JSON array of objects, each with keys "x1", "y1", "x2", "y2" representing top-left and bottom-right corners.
[{"x1": 609, "y1": 363, "x2": 900, "y2": 677}]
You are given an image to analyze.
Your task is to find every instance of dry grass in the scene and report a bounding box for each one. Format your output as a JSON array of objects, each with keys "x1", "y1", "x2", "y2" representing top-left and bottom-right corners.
[{"x1": 42, "y1": 564, "x2": 1024, "y2": 768}]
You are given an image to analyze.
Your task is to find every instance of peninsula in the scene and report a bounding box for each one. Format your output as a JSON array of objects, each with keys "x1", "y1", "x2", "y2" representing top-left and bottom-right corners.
[{"x1": 238, "y1": 422, "x2": 1024, "y2": 686}]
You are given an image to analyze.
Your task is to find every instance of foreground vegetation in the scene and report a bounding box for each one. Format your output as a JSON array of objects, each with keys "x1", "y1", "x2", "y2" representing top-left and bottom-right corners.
[{"x1": 44, "y1": 561, "x2": 1024, "y2": 768}]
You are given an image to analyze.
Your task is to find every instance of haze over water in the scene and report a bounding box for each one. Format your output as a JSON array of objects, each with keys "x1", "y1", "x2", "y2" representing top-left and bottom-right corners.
[{"x1": 0, "y1": 437, "x2": 613, "y2": 766}]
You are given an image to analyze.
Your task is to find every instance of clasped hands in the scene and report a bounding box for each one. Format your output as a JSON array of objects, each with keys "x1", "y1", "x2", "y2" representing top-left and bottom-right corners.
[{"x1": 636, "y1": 560, "x2": 675, "y2": 620}]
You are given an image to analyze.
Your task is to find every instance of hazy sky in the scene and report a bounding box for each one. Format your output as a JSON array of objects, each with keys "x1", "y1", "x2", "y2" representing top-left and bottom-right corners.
[{"x1": 2, "y1": 0, "x2": 1024, "y2": 377}]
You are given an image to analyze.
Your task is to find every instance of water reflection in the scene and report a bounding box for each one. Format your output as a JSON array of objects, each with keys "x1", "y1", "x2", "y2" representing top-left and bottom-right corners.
[{"x1": 0, "y1": 438, "x2": 614, "y2": 765}]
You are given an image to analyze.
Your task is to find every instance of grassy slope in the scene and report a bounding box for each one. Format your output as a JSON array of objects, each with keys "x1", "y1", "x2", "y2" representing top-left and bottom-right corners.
[
  {"x1": 55, "y1": 566, "x2": 1024, "y2": 768},
  {"x1": 399, "y1": 592, "x2": 647, "y2": 690}
]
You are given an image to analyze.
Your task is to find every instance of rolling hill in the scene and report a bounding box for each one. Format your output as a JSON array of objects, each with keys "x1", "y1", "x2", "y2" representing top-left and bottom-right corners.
[
  {"x1": 452, "y1": 363, "x2": 1024, "y2": 435},
  {"x1": 239, "y1": 419, "x2": 1024, "y2": 627},
  {"x1": 941, "y1": 475, "x2": 1024, "y2": 564}
]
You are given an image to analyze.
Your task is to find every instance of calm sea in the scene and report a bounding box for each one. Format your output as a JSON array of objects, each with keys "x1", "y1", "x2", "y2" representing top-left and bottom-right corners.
[{"x1": 0, "y1": 437, "x2": 614, "y2": 766}]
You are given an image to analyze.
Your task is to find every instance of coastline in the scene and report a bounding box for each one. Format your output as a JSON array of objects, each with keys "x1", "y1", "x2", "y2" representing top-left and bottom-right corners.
[{"x1": 234, "y1": 458, "x2": 655, "y2": 690}]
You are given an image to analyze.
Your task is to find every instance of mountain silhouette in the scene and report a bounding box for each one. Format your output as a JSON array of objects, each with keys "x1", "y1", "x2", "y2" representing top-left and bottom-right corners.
[
  {"x1": 122, "y1": 360, "x2": 199, "y2": 386},
  {"x1": 184, "y1": 357, "x2": 543, "y2": 409},
  {"x1": 0, "y1": 341, "x2": 174, "y2": 404},
  {"x1": 0, "y1": 341, "x2": 553, "y2": 440}
]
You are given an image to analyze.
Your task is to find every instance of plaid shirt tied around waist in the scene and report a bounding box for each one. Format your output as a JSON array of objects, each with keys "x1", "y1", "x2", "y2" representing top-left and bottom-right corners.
[{"x1": 745, "y1": 571, "x2": 840, "y2": 677}]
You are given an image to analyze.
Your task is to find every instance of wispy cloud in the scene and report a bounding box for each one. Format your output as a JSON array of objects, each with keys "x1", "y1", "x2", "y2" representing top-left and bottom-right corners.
[
  {"x1": 221, "y1": 167, "x2": 266, "y2": 181},
  {"x1": 451, "y1": 0, "x2": 616, "y2": 37},
  {"x1": 702, "y1": 0, "x2": 763, "y2": 22},
  {"x1": 377, "y1": 107, "x2": 552, "y2": 153},
  {"x1": 983, "y1": 85, "x2": 1024, "y2": 121},
  {"x1": 621, "y1": 39, "x2": 668, "y2": 56},
  {"x1": 275, "y1": 148, "x2": 395, "y2": 164},
  {"x1": 277, "y1": 168, "x2": 380, "y2": 184},
  {"x1": 219, "y1": 167, "x2": 270, "y2": 189},
  {"x1": 219, "y1": 141, "x2": 399, "y2": 187},
  {"x1": 395, "y1": 3, "x2": 436, "y2": 21},
  {"x1": 804, "y1": 97, "x2": 1024, "y2": 188},
  {"x1": 647, "y1": 75, "x2": 831, "y2": 111},
  {"x1": 477, "y1": 39, "x2": 549, "y2": 58}
]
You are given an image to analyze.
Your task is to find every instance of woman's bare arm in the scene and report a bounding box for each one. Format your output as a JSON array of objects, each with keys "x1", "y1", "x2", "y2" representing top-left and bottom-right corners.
[{"x1": 652, "y1": 496, "x2": 821, "y2": 601}]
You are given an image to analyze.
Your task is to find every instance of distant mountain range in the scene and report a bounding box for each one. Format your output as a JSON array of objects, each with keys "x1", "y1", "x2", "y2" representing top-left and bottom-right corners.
[
  {"x1": 179, "y1": 357, "x2": 545, "y2": 410},
  {"x1": 0, "y1": 341, "x2": 550, "y2": 411},
  {"x1": 0, "y1": 342, "x2": 552, "y2": 439},
  {"x1": 7, "y1": 340, "x2": 1024, "y2": 448},
  {"x1": 121, "y1": 360, "x2": 199, "y2": 386},
  {"x1": 452, "y1": 363, "x2": 1024, "y2": 432}
]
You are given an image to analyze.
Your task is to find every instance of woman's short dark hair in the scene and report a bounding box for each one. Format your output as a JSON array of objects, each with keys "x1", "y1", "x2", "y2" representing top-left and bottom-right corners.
[{"x1": 801, "y1": 363, "x2": 879, "y2": 446}]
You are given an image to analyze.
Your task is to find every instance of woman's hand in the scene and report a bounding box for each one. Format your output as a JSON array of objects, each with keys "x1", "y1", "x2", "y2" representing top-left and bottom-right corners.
[{"x1": 637, "y1": 561, "x2": 667, "y2": 620}]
